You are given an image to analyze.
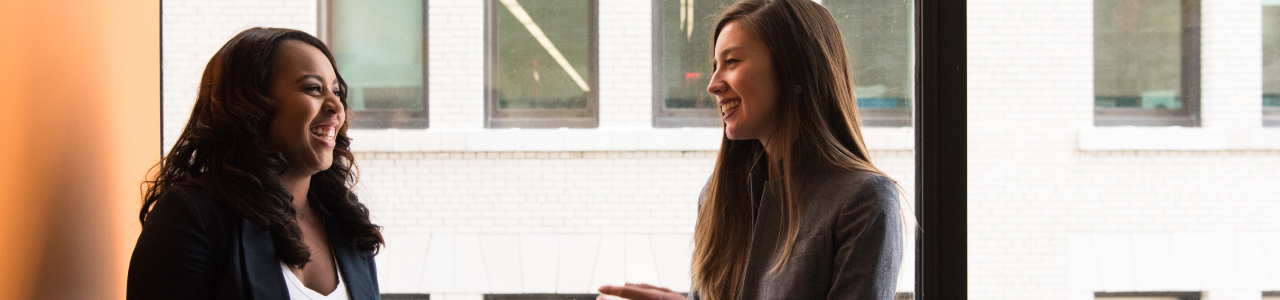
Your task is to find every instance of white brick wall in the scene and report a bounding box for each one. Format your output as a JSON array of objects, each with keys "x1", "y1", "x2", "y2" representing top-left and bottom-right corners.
[
  {"x1": 598, "y1": 0, "x2": 653, "y2": 128},
  {"x1": 162, "y1": 0, "x2": 317, "y2": 153},
  {"x1": 969, "y1": 1, "x2": 1280, "y2": 300},
  {"x1": 428, "y1": 0, "x2": 485, "y2": 129}
]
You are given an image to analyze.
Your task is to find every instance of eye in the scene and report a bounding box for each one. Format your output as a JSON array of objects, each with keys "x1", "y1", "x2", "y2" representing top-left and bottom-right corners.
[
  {"x1": 304, "y1": 85, "x2": 323, "y2": 93},
  {"x1": 723, "y1": 59, "x2": 739, "y2": 67},
  {"x1": 333, "y1": 89, "x2": 347, "y2": 97}
]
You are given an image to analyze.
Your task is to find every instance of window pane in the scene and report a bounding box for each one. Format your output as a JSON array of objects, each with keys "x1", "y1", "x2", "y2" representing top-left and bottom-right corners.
[
  {"x1": 491, "y1": 0, "x2": 595, "y2": 128},
  {"x1": 1265, "y1": 1, "x2": 1280, "y2": 126},
  {"x1": 1093, "y1": 0, "x2": 1200, "y2": 128},
  {"x1": 659, "y1": 0, "x2": 730, "y2": 110},
  {"x1": 828, "y1": 0, "x2": 914, "y2": 127},
  {"x1": 1095, "y1": 0, "x2": 1182, "y2": 109},
  {"x1": 332, "y1": 0, "x2": 426, "y2": 128}
]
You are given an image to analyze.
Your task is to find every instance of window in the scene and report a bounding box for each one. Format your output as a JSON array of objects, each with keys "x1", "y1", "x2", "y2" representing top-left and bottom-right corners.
[
  {"x1": 652, "y1": 0, "x2": 733, "y2": 127},
  {"x1": 1095, "y1": 292, "x2": 1201, "y2": 300},
  {"x1": 827, "y1": 0, "x2": 915, "y2": 127},
  {"x1": 486, "y1": 0, "x2": 598, "y2": 128},
  {"x1": 1265, "y1": 0, "x2": 1280, "y2": 126},
  {"x1": 1094, "y1": 0, "x2": 1200, "y2": 126},
  {"x1": 652, "y1": 0, "x2": 915, "y2": 127},
  {"x1": 327, "y1": 0, "x2": 429, "y2": 128}
]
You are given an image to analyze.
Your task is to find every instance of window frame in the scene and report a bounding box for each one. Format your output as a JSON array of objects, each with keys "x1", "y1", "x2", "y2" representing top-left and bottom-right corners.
[
  {"x1": 1093, "y1": 0, "x2": 1202, "y2": 127},
  {"x1": 320, "y1": 0, "x2": 431, "y2": 129},
  {"x1": 1094, "y1": 291, "x2": 1202, "y2": 300},
  {"x1": 914, "y1": 0, "x2": 967, "y2": 299},
  {"x1": 485, "y1": 0, "x2": 600, "y2": 129},
  {"x1": 1266, "y1": 106, "x2": 1280, "y2": 126}
]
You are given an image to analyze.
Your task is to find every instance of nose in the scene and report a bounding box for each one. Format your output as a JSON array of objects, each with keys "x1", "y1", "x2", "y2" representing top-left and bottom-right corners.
[
  {"x1": 323, "y1": 89, "x2": 345, "y2": 115},
  {"x1": 707, "y1": 73, "x2": 727, "y2": 96}
]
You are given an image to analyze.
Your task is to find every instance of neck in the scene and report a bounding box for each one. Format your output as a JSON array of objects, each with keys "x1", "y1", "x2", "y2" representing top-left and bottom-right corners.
[
  {"x1": 280, "y1": 170, "x2": 312, "y2": 210},
  {"x1": 758, "y1": 136, "x2": 785, "y2": 164}
]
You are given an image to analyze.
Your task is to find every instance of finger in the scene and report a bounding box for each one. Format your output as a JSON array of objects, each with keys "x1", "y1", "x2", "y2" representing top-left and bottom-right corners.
[
  {"x1": 612, "y1": 286, "x2": 664, "y2": 300},
  {"x1": 631, "y1": 283, "x2": 675, "y2": 293}
]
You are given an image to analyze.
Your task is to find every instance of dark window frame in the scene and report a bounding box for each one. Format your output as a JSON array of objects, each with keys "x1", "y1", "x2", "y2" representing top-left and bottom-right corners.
[
  {"x1": 915, "y1": 0, "x2": 967, "y2": 299},
  {"x1": 1093, "y1": 0, "x2": 1202, "y2": 127},
  {"x1": 1095, "y1": 291, "x2": 1202, "y2": 300},
  {"x1": 485, "y1": 0, "x2": 600, "y2": 129},
  {"x1": 319, "y1": 0, "x2": 431, "y2": 129}
]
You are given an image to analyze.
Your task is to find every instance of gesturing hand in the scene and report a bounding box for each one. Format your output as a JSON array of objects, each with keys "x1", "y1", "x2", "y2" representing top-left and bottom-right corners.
[{"x1": 597, "y1": 283, "x2": 690, "y2": 300}]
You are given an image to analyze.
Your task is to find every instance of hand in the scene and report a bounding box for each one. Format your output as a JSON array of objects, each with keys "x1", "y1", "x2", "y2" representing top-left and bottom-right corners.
[{"x1": 597, "y1": 283, "x2": 690, "y2": 300}]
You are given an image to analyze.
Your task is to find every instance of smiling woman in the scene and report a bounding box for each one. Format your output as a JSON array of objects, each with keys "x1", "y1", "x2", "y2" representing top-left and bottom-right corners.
[
  {"x1": 128, "y1": 27, "x2": 383, "y2": 300},
  {"x1": 599, "y1": 0, "x2": 911, "y2": 299}
]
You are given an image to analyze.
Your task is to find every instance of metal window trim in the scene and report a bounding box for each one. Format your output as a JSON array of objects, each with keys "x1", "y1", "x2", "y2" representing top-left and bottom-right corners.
[
  {"x1": 319, "y1": 0, "x2": 431, "y2": 129},
  {"x1": 486, "y1": 0, "x2": 600, "y2": 129}
]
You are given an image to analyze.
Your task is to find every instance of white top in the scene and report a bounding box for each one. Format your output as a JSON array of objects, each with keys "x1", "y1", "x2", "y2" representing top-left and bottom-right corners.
[{"x1": 280, "y1": 259, "x2": 350, "y2": 300}]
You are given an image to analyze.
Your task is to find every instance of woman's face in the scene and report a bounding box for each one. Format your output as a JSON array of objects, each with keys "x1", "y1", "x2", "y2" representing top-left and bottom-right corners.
[
  {"x1": 268, "y1": 40, "x2": 346, "y2": 177},
  {"x1": 708, "y1": 21, "x2": 780, "y2": 142}
]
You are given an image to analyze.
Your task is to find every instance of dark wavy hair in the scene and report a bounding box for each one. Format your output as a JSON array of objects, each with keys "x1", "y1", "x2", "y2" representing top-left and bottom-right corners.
[{"x1": 140, "y1": 27, "x2": 382, "y2": 269}]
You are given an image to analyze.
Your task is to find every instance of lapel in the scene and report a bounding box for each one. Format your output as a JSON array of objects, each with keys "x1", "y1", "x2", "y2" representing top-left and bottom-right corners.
[
  {"x1": 237, "y1": 218, "x2": 290, "y2": 300},
  {"x1": 328, "y1": 221, "x2": 379, "y2": 300}
]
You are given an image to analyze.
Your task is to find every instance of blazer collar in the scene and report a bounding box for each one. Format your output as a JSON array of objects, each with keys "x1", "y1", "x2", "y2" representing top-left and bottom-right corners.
[{"x1": 327, "y1": 221, "x2": 379, "y2": 300}]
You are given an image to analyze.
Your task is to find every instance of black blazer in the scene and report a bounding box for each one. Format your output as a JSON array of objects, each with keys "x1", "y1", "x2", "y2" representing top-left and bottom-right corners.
[{"x1": 127, "y1": 179, "x2": 380, "y2": 300}]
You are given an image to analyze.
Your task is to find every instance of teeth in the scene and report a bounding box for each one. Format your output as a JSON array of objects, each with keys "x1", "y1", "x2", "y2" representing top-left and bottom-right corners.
[
  {"x1": 720, "y1": 101, "x2": 740, "y2": 115},
  {"x1": 311, "y1": 127, "x2": 336, "y2": 140}
]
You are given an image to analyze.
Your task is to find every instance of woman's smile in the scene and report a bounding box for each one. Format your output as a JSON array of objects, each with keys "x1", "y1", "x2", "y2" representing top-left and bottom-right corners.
[
  {"x1": 720, "y1": 98, "x2": 741, "y2": 120},
  {"x1": 309, "y1": 120, "x2": 338, "y2": 148}
]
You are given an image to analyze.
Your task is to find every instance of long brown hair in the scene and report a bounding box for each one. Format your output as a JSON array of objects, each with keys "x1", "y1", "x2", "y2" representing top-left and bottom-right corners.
[
  {"x1": 691, "y1": 1, "x2": 911, "y2": 299},
  {"x1": 140, "y1": 27, "x2": 382, "y2": 269}
]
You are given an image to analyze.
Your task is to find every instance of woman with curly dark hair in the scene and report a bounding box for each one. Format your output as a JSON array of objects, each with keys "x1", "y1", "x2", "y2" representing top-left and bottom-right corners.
[{"x1": 127, "y1": 27, "x2": 383, "y2": 300}]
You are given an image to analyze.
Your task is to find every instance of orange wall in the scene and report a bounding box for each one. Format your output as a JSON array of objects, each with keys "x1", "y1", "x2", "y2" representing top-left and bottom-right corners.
[{"x1": 0, "y1": 0, "x2": 160, "y2": 299}]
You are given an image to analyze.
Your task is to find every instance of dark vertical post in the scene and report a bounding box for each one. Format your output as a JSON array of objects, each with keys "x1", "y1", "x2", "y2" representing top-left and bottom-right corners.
[
  {"x1": 914, "y1": 0, "x2": 966, "y2": 299},
  {"x1": 1181, "y1": 0, "x2": 1201, "y2": 126}
]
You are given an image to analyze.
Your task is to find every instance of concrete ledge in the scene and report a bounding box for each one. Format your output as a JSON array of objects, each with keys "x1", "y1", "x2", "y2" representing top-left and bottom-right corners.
[
  {"x1": 1078, "y1": 126, "x2": 1280, "y2": 151},
  {"x1": 349, "y1": 127, "x2": 915, "y2": 152}
]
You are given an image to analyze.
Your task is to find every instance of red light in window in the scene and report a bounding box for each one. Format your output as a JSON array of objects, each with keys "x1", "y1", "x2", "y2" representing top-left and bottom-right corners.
[{"x1": 685, "y1": 72, "x2": 701, "y2": 79}]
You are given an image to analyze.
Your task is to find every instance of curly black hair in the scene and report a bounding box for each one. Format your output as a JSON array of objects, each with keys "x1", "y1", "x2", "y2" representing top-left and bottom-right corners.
[{"x1": 141, "y1": 27, "x2": 382, "y2": 269}]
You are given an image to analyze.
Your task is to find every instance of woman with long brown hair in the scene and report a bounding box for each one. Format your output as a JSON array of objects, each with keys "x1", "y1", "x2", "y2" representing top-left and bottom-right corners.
[
  {"x1": 127, "y1": 27, "x2": 383, "y2": 299},
  {"x1": 599, "y1": 0, "x2": 908, "y2": 299}
]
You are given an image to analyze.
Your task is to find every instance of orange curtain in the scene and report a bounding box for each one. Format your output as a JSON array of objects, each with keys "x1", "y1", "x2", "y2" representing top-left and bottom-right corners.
[{"x1": 0, "y1": 0, "x2": 159, "y2": 299}]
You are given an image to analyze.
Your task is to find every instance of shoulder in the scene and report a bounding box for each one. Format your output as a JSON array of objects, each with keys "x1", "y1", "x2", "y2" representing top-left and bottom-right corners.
[
  {"x1": 804, "y1": 170, "x2": 900, "y2": 216},
  {"x1": 144, "y1": 180, "x2": 235, "y2": 233}
]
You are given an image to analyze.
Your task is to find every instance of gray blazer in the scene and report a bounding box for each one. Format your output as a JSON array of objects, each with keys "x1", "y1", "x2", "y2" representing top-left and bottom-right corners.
[{"x1": 694, "y1": 166, "x2": 903, "y2": 300}]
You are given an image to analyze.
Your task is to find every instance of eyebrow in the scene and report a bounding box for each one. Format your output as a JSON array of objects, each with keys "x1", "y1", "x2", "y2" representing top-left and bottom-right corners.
[
  {"x1": 295, "y1": 74, "x2": 324, "y2": 83},
  {"x1": 717, "y1": 46, "x2": 742, "y2": 60}
]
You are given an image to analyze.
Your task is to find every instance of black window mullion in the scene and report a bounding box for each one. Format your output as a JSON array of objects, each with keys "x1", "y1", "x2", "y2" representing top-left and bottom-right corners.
[{"x1": 914, "y1": 0, "x2": 967, "y2": 299}]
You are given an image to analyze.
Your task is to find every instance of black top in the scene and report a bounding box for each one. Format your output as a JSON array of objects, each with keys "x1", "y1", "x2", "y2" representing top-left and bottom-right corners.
[{"x1": 127, "y1": 178, "x2": 380, "y2": 300}]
